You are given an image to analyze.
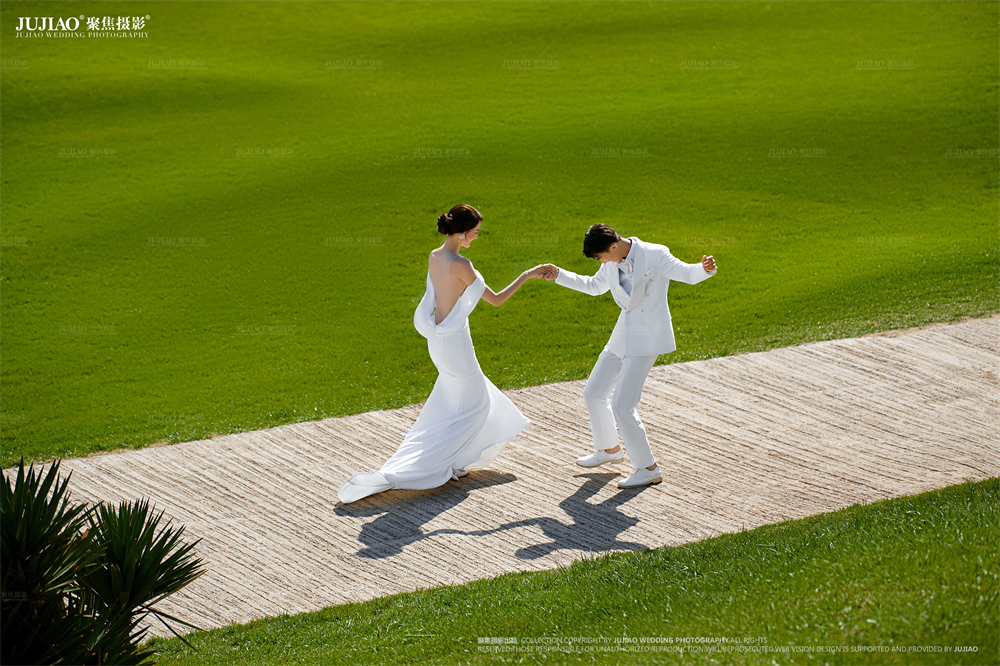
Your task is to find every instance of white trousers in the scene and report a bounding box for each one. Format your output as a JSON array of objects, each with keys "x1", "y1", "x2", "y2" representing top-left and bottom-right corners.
[{"x1": 582, "y1": 350, "x2": 658, "y2": 469}]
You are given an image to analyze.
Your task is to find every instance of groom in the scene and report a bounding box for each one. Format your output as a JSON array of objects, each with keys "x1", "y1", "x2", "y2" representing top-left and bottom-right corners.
[{"x1": 541, "y1": 224, "x2": 717, "y2": 488}]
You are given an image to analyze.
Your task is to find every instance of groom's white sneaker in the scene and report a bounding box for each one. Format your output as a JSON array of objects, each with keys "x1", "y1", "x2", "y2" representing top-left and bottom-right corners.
[
  {"x1": 576, "y1": 448, "x2": 624, "y2": 468},
  {"x1": 618, "y1": 466, "x2": 662, "y2": 488}
]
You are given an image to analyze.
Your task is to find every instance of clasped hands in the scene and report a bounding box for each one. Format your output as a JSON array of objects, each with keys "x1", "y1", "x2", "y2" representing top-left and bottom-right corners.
[{"x1": 526, "y1": 264, "x2": 559, "y2": 280}]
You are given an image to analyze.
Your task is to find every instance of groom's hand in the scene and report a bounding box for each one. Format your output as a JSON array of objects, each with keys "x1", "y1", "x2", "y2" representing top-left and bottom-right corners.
[{"x1": 702, "y1": 255, "x2": 717, "y2": 273}]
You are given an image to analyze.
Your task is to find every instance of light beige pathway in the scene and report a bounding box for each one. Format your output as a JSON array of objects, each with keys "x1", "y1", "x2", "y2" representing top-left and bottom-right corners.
[{"x1": 12, "y1": 317, "x2": 998, "y2": 636}]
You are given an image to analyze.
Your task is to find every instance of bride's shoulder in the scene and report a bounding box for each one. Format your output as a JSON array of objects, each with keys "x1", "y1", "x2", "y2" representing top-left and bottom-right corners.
[
  {"x1": 428, "y1": 247, "x2": 453, "y2": 269},
  {"x1": 449, "y1": 255, "x2": 477, "y2": 284}
]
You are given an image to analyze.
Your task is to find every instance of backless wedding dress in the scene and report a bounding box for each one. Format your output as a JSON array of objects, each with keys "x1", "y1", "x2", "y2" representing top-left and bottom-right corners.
[{"x1": 337, "y1": 268, "x2": 530, "y2": 503}]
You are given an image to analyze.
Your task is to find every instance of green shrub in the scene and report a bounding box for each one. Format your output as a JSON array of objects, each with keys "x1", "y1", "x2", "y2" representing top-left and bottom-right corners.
[{"x1": 1, "y1": 458, "x2": 205, "y2": 665}]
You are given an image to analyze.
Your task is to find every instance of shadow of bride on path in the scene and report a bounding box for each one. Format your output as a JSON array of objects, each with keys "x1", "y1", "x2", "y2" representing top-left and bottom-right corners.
[
  {"x1": 335, "y1": 471, "x2": 653, "y2": 561},
  {"x1": 333, "y1": 470, "x2": 517, "y2": 559}
]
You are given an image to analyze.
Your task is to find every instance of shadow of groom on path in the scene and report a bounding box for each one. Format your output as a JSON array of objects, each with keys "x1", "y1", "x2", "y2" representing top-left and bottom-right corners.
[
  {"x1": 335, "y1": 471, "x2": 653, "y2": 561},
  {"x1": 473, "y1": 472, "x2": 652, "y2": 560}
]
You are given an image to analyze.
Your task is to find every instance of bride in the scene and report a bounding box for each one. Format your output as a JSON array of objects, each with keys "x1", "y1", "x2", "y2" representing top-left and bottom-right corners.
[{"x1": 337, "y1": 204, "x2": 553, "y2": 503}]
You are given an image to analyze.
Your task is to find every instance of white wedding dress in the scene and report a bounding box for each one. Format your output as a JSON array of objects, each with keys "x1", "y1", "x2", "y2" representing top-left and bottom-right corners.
[{"x1": 337, "y1": 269, "x2": 530, "y2": 503}]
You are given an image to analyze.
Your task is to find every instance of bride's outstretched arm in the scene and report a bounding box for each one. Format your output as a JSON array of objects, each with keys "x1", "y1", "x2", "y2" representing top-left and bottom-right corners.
[{"x1": 481, "y1": 265, "x2": 549, "y2": 307}]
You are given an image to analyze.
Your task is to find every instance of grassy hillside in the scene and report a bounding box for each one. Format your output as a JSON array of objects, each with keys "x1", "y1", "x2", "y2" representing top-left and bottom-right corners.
[{"x1": 1, "y1": 1, "x2": 997, "y2": 464}]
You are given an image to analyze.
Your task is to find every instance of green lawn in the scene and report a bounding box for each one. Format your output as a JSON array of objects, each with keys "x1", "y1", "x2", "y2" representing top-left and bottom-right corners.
[
  {"x1": 2, "y1": 1, "x2": 997, "y2": 465},
  {"x1": 146, "y1": 478, "x2": 999, "y2": 665}
]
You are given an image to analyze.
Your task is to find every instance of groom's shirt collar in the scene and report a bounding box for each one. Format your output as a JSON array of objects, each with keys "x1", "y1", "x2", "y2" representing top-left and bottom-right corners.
[{"x1": 619, "y1": 238, "x2": 637, "y2": 269}]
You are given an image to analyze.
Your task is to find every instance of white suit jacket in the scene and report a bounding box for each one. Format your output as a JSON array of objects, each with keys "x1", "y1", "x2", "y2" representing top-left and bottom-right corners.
[{"x1": 555, "y1": 237, "x2": 715, "y2": 357}]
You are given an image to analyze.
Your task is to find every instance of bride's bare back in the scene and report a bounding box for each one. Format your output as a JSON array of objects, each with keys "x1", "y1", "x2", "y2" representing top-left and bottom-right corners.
[{"x1": 428, "y1": 248, "x2": 474, "y2": 325}]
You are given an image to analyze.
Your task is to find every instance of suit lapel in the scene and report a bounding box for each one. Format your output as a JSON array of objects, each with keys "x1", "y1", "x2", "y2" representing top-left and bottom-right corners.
[{"x1": 625, "y1": 238, "x2": 648, "y2": 311}]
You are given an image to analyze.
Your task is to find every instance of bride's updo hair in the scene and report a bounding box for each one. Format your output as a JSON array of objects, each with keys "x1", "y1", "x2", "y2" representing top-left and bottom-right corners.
[{"x1": 437, "y1": 204, "x2": 483, "y2": 235}]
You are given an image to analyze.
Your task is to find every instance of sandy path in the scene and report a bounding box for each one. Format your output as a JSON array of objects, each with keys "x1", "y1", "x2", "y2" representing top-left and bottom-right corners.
[{"x1": 7, "y1": 316, "x2": 997, "y2": 637}]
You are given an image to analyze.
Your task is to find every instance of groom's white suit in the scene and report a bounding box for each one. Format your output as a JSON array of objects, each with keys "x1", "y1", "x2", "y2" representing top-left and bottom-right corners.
[{"x1": 554, "y1": 237, "x2": 716, "y2": 469}]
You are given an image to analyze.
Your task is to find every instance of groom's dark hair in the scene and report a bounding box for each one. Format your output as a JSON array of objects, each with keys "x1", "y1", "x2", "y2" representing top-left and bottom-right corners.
[{"x1": 582, "y1": 224, "x2": 622, "y2": 259}]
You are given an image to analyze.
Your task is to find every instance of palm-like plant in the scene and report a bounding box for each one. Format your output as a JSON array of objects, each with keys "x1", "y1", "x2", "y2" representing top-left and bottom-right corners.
[
  {"x1": 1, "y1": 458, "x2": 102, "y2": 664},
  {"x1": 82, "y1": 499, "x2": 205, "y2": 647},
  {"x1": 1, "y1": 458, "x2": 205, "y2": 664}
]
